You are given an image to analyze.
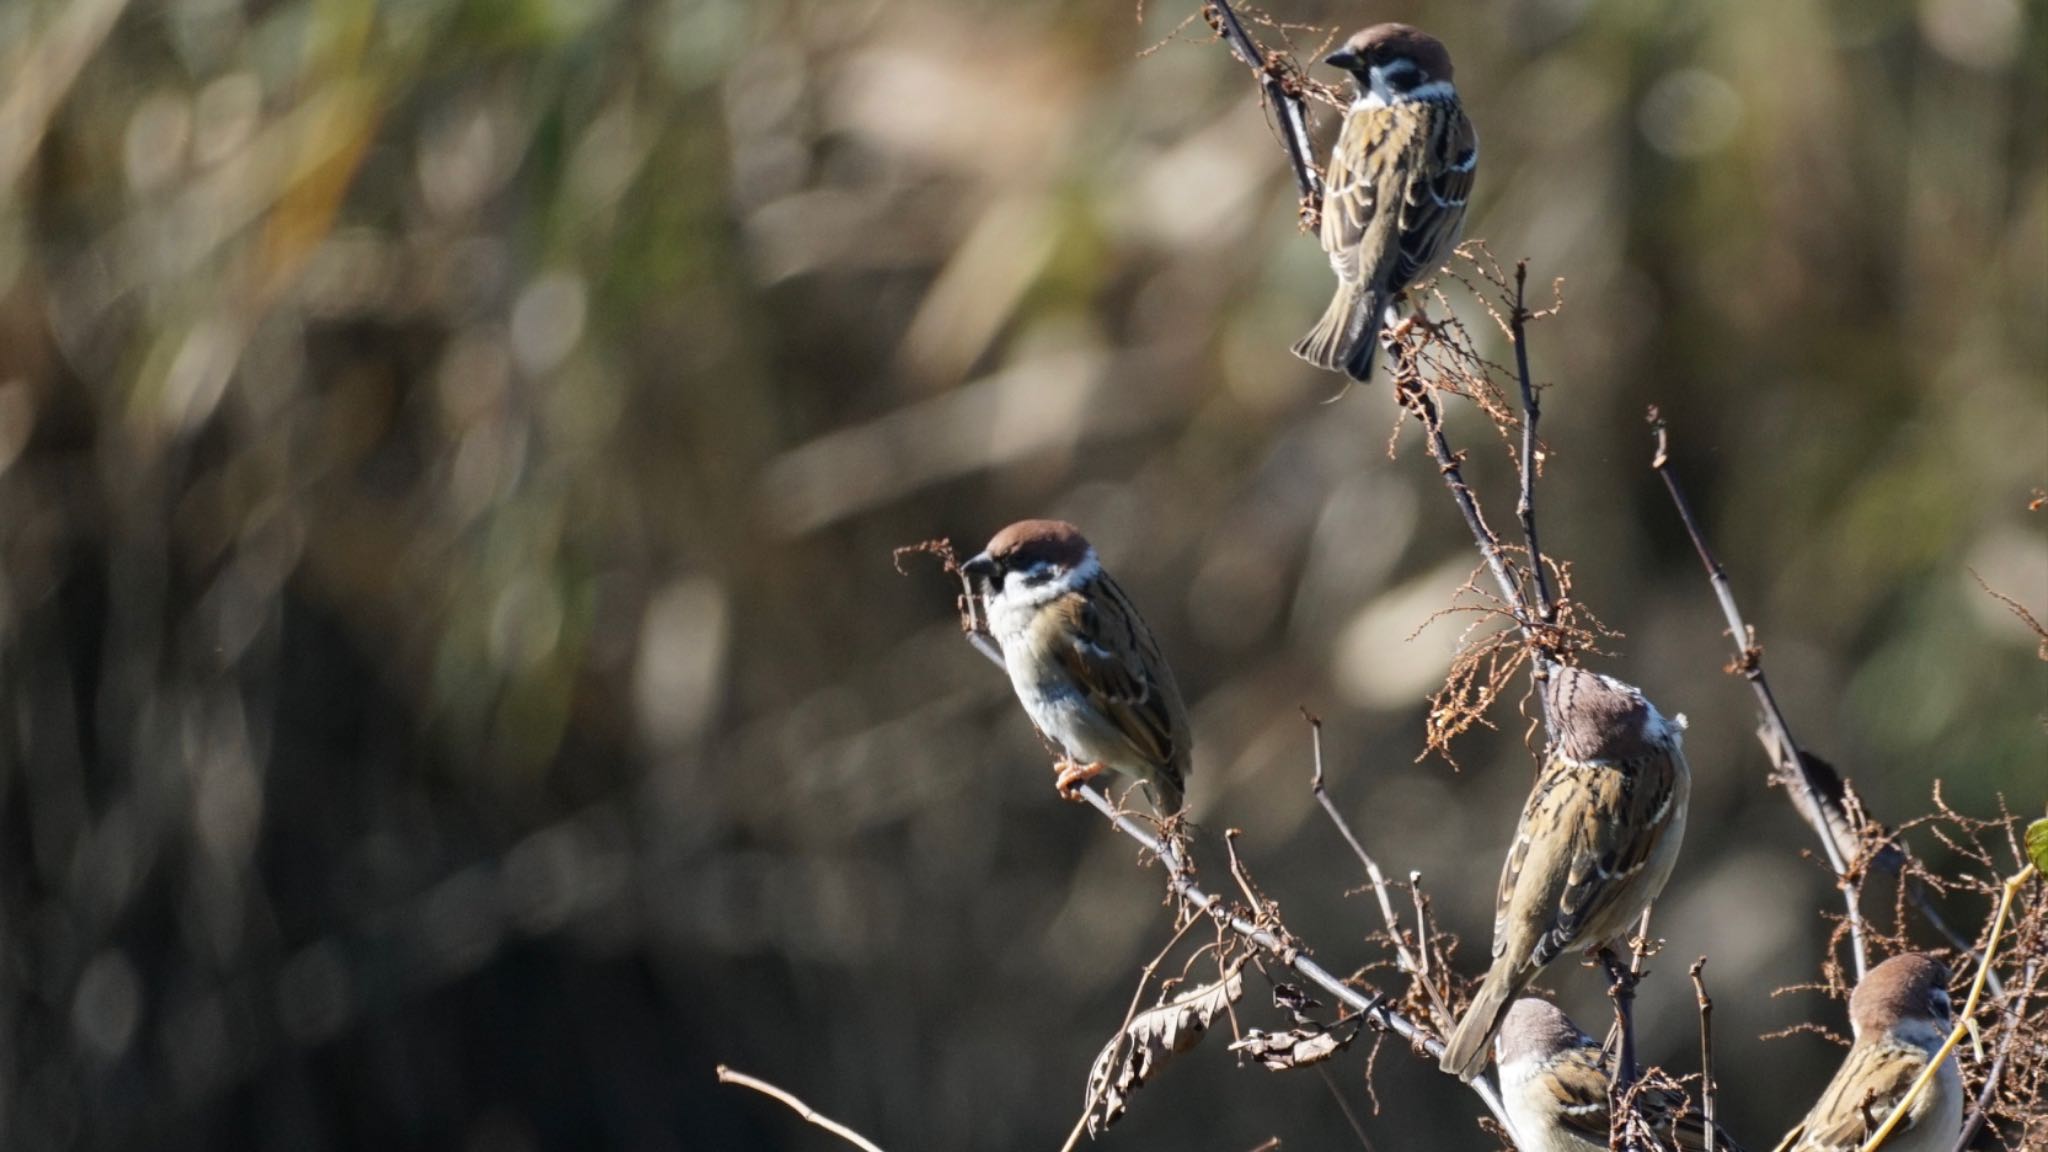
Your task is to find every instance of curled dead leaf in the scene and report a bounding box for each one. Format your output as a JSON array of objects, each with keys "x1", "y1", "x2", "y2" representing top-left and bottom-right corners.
[
  {"x1": 1084, "y1": 964, "x2": 1245, "y2": 1134},
  {"x1": 1227, "y1": 983, "x2": 1361, "y2": 1071},
  {"x1": 1229, "y1": 1023, "x2": 1356, "y2": 1071}
]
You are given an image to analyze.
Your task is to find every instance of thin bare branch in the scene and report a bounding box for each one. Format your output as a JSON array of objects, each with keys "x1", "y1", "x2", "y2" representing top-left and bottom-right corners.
[
  {"x1": 1969, "y1": 567, "x2": 2048, "y2": 660},
  {"x1": 1950, "y1": 956, "x2": 2035, "y2": 1152},
  {"x1": 1509, "y1": 261, "x2": 1556, "y2": 626},
  {"x1": 1205, "y1": 0, "x2": 1323, "y2": 227},
  {"x1": 1407, "y1": 873, "x2": 1453, "y2": 1027},
  {"x1": 1305, "y1": 713, "x2": 1443, "y2": 1009},
  {"x1": 1599, "y1": 946, "x2": 1643, "y2": 1144},
  {"x1": 1691, "y1": 958, "x2": 1719, "y2": 1152},
  {"x1": 716, "y1": 1066, "x2": 890, "y2": 1152},
  {"x1": 1399, "y1": 375, "x2": 1533, "y2": 635},
  {"x1": 1648, "y1": 410, "x2": 1868, "y2": 980}
]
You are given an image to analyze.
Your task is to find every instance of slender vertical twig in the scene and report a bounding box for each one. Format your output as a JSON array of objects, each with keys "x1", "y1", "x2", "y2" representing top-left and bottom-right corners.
[
  {"x1": 1690, "y1": 958, "x2": 1718, "y2": 1152},
  {"x1": 1400, "y1": 376, "x2": 1534, "y2": 632},
  {"x1": 1599, "y1": 946, "x2": 1643, "y2": 1150},
  {"x1": 1647, "y1": 412, "x2": 1868, "y2": 980},
  {"x1": 1304, "y1": 714, "x2": 1459, "y2": 1026},
  {"x1": 1949, "y1": 956, "x2": 2040, "y2": 1152},
  {"x1": 1406, "y1": 873, "x2": 1452, "y2": 1026},
  {"x1": 1305, "y1": 715, "x2": 1437, "y2": 1000},
  {"x1": 1509, "y1": 261, "x2": 1555, "y2": 627},
  {"x1": 1648, "y1": 413, "x2": 2005, "y2": 994}
]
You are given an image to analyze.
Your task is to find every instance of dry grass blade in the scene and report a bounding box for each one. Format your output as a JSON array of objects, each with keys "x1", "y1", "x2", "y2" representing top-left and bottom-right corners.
[{"x1": 1858, "y1": 862, "x2": 2037, "y2": 1152}]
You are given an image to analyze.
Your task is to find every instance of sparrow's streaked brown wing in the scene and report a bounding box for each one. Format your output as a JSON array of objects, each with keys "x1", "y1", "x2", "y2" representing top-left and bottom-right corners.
[
  {"x1": 1387, "y1": 102, "x2": 1477, "y2": 291},
  {"x1": 1320, "y1": 104, "x2": 1413, "y2": 289},
  {"x1": 1786, "y1": 1042, "x2": 1932, "y2": 1152},
  {"x1": 1318, "y1": 111, "x2": 1373, "y2": 285},
  {"x1": 1494, "y1": 752, "x2": 1683, "y2": 969},
  {"x1": 1320, "y1": 99, "x2": 1475, "y2": 294},
  {"x1": 1538, "y1": 1042, "x2": 1742, "y2": 1152},
  {"x1": 1046, "y1": 580, "x2": 1191, "y2": 779},
  {"x1": 1535, "y1": 1044, "x2": 1620, "y2": 1144}
]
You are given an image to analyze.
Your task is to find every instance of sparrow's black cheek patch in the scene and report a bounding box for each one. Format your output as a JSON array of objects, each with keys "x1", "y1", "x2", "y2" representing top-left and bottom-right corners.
[{"x1": 1375, "y1": 57, "x2": 1424, "y2": 89}]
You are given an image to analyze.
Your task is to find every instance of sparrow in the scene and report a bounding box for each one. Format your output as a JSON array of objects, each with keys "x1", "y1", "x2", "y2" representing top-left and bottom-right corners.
[
  {"x1": 1495, "y1": 997, "x2": 1746, "y2": 1152},
  {"x1": 1781, "y1": 953, "x2": 1961, "y2": 1152},
  {"x1": 1441, "y1": 665, "x2": 1691, "y2": 1080},
  {"x1": 960, "y1": 520, "x2": 1191, "y2": 813},
  {"x1": 1293, "y1": 23, "x2": 1478, "y2": 382}
]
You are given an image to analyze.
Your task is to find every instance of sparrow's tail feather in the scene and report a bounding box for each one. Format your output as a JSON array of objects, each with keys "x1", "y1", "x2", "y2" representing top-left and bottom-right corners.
[
  {"x1": 1439, "y1": 962, "x2": 1519, "y2": 1080},
  {"x1": 1291, "y1": 281, "x2": 1382, "y2": 382},
  {"x1": 1147, "y1": 767, "x2": 1185, "y2": 816}
]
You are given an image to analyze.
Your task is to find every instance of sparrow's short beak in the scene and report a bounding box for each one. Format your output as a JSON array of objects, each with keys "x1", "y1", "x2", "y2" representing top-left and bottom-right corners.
[
  {"x1": 1325, "y1": 47, "x2": 1363, "y2": 71},
  {"x1": 960, "y1": 553, "x2": 997, "y2": 582}
]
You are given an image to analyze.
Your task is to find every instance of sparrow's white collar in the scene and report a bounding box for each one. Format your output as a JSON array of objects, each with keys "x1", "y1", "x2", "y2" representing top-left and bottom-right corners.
[
  {"x1": 1642, "y1": 699, "x2": 1687, "y2": 750},
  {"x1": 1355, "y1": 76, "x2": 1457, "y2": 111}
]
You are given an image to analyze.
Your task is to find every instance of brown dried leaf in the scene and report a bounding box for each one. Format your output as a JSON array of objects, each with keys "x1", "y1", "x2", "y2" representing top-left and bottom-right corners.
[
  {"x1": 1229, "y1": 1024, "x2": 1356, "y2": 1071},
  {"x1": 1084, "y1": 965, "x2": 1245, "y2": 1133}
]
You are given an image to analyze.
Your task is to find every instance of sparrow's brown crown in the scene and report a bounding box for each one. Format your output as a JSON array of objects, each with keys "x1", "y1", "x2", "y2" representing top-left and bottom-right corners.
[
  {"x1": 1849, "y1": 952, "x2": 1952, "y2": 1037},
  {"x1": 1494, "y1": 997, "x2": 1587, "y2": 1062},
  {"x1": 982, "y1": 519, "x2": 1092, "y2": 574},
  {"x1": 1542, "y1": 666, "x2": 1669, "y2": 764},
  {"x1": 1328, "y1": 23, "x2": 1455, "y2": 82}
]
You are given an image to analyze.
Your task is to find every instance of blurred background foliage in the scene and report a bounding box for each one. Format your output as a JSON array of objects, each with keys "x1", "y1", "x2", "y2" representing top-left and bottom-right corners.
[{"x1": 0, "y1": 0, "x2": 2042, "y2": 1148}]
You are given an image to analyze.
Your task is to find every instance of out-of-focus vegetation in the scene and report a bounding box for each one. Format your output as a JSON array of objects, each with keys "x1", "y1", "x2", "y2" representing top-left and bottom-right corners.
[{"x1": 0, "y1": 0, "x2": 2041, "y2": 1148}]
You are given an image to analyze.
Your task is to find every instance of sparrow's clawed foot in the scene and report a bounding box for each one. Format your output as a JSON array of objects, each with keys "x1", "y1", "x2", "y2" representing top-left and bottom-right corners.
[
  {"x1": 1054, "y1": 760, "x2": 1108, "y2": 800},
  {"x1": 1390, "y1": 311, "x2": 1451, "y2": 346}
]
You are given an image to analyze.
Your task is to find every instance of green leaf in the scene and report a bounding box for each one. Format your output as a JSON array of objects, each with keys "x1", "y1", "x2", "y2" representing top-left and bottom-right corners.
[{"x1": 2028, "y1": 817, "x2": 2048, "y2": 874}]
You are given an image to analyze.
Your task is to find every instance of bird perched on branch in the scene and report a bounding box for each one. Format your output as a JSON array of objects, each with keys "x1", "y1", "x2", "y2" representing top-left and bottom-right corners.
[
  {"x1": 1495, "y1": 997, "x2": 1744, "y2": 1152},
  {"x1": 1294, "y1": 23, "x2": 1477, "y2": 382},
  {"x1": 1780, "y1": 953, "x2": 1961, "y2": 1152},
  {"x1": 1441, "y1": 665, "x2": 1691, "y2": 1079},
  {"x1": 961, "y1": 520, "x2": 1191, "y2": 814}
]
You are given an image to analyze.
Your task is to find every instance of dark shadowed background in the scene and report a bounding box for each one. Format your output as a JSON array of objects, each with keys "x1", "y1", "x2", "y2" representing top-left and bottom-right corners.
[{"x1": 0, "y1": 0, "x2": 2043, "y2": 1149}]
